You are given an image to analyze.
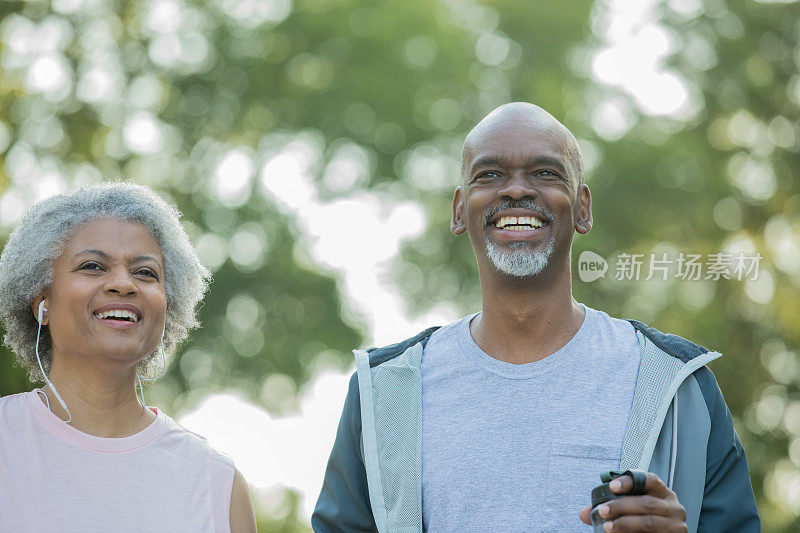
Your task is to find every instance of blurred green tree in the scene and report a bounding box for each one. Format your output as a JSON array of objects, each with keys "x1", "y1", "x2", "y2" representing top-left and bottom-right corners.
[{"x1": 1, "y1": 0, "x2": 798, "y2": 530}]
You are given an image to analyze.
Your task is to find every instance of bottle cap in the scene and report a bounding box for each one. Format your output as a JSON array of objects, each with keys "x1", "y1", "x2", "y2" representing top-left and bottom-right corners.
[
  {"x1": 591, "y1": 482, "x2": 625, "y2": 508},
  {"x1": 592, "y1": 469, "x2": 649, "y2": 508}
]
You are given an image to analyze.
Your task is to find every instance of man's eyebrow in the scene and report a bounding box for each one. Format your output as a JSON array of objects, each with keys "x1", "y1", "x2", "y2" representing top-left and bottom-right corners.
[
  {"x1": 470, "y1": 155, "x2": 568, "y2": 174},
  {"x1": 525, "y1": 155, "x2": 568, "y2": 174},
  {"x1": 470, "y1": 155, "x2": 507, "y2": 170}
]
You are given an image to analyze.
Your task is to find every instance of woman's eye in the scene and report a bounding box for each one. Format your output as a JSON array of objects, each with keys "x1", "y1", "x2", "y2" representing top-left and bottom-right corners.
[{"x1": 136, "y1": 268, "x2": 158, "y2": 279}]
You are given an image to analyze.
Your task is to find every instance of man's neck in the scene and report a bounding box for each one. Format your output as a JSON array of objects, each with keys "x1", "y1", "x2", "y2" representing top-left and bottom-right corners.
[
  {"x1": 41, "y1": 352, "x2": 155, "y2": 437},
  {"x1": 471, "y1": 268, "x2": 585, "y2": 365}
]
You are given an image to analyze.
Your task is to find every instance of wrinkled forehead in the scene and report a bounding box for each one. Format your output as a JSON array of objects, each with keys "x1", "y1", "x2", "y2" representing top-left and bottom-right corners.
[
  {"x1": 58, "y1": 217, "x2": 164, "y2": 264},
  {"x1": 462, "y1": 118, "x2": 573, "y2": 172}
]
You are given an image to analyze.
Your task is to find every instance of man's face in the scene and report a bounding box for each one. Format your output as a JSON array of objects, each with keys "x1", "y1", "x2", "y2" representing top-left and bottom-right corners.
[{"x1": 451, "y1": 117, "x2": 591, "y2": 279}]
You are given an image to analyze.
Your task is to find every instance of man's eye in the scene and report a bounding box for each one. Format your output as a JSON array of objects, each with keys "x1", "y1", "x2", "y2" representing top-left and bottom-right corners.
[
  {"x1": 79, "y1": 262, "x2": 102, "y2": 271},
  {"x1": 476, "y1": 171, "x2": 501, "y2": 180}
]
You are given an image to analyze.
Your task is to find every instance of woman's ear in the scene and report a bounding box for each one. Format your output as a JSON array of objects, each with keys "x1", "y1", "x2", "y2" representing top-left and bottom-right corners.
[{"x1": 32, "y1": 295, "x2": 49, "y2": 326}]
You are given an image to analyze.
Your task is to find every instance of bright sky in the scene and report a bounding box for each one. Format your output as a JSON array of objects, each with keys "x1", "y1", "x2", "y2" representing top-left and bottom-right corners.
[{"x1": 176, "y1": 0, "x2": 696, "y2": 521}]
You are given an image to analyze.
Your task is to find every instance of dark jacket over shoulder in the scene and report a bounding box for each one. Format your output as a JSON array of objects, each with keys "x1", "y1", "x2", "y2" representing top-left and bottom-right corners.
[{"x1": 313, "y1": 322, "x2": 760, "y2": 532}]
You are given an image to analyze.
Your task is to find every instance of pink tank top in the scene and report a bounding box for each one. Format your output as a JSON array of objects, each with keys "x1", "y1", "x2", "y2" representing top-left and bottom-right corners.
[{"x1": 0, "y1": 391, "x2": 235, "y2": 532}]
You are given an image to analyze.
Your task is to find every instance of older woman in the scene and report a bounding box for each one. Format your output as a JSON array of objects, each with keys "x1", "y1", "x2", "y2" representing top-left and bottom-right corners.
[{"x1": 0, "y1": 183, "x2": 256, "y2": 532}]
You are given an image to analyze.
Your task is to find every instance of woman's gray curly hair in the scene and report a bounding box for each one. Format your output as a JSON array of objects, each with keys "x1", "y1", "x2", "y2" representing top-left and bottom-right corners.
[{"x1": 0, "y1": 182, "x2": 211, "y2": 381}]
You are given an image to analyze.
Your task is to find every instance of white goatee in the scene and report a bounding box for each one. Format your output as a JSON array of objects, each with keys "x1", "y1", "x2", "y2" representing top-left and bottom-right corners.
[{"x1": 485, "y1": 234, "x2": 555, "y2": 277}]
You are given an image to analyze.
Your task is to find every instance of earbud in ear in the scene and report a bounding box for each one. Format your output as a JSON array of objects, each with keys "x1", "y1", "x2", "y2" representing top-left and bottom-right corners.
[{"x1": 38, "y1": 301, "x2": 47, "y2": 324}]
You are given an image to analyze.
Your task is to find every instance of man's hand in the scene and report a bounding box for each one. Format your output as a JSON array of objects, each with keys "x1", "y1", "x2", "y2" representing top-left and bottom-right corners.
[{"x1": 579, "y1": 472, "x2": 687, "y2": 532}]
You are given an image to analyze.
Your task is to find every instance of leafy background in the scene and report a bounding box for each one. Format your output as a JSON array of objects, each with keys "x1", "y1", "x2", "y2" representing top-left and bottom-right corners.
[{"x1": 1, "y1": 0, "x2": 799, "y2": 531}]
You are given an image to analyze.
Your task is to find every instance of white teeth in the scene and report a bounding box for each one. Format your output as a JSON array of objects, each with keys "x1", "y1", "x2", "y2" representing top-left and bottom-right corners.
[
  {"x1": 494, "y1": 215, "x2": 543, "y2": 229},
  {"x1": 94, "y1": 310, "x2": 138, "y2": 322}
]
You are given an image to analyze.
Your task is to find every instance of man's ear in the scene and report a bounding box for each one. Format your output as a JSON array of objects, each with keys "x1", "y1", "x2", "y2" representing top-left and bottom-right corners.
[
  {"x1": 451, "y1": 187, "x2": 467, "y2": 236},
  {"x1": 32, "y1": 294, "x2": 49, "y2": 326},
  {"x1": 575, "y1": 183, "x2": 592, "y2": 235}
]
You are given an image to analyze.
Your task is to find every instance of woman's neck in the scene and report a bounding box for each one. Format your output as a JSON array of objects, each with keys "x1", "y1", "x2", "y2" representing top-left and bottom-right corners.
[{"x1": 40, "y1": 356, "x2": 156, "y2": 438}]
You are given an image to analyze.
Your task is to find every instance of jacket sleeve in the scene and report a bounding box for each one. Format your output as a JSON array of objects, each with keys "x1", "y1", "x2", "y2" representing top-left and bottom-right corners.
[
  {"x1": 695, "y1": 366, "x2": 760, "y2": 532},
  {"x1": 312, "y1": 371, "x2": 377, "y2": 532}
]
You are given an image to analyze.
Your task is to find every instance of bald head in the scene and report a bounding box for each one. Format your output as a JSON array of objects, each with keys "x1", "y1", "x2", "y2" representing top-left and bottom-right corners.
[{"x1": 461, "y1": 102, "x2": 584, "y2": 186}]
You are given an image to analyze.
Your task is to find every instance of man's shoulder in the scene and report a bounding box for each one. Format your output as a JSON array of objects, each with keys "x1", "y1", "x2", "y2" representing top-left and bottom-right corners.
[
  {"x1": 623, "y1": 318, "x2": 725, "y2": 419},
  {"x1": 583, "y1": 304, "x2": 712, "y2": 363},
  {"x1": 625, "y1": 319, "x2": 711, "y2": 363},
  {"x1": 366, "y1": 326, "x2": 442, "y2": 367}
]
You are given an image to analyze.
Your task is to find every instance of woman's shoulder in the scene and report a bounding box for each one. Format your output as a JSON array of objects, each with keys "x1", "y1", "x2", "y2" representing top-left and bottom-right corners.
[
  {"x1": 0, "y1": 391, "x2": 48, "y2": 448},
  {"x1": 155, "y1": 410, "x2": 237, "y2": 525},
  {"x1": 0, "y1": 390, "x2": 37, "y2": 419},
  {"x1": 156, "y1": 410, "x2": 235, "y2": 468},
  {"x1": 0, "y1": 390, "x2": 32, "y2": 404}
]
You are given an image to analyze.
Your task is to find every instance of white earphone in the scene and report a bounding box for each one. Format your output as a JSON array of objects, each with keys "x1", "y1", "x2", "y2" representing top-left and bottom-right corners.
[{"x1": 38, "y1": 300, "x2": 47, "y2": 324}]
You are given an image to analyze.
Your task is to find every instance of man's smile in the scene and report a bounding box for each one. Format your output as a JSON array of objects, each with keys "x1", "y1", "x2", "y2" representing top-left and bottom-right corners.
[
  {"x1": 483, "y1": 202, "x2": 553, "y2": 228},
  {"x1": 493, "y1": 215, "x2": 544, "y2": 230},
  {"x1": 483, "y1": 203, "x2": 553, "y2": 242}
]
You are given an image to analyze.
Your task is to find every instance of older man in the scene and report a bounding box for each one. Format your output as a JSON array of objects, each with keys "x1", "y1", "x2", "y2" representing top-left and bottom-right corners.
[{"x1": 313, "y1": 103, "x2": 759, "y2": 532}]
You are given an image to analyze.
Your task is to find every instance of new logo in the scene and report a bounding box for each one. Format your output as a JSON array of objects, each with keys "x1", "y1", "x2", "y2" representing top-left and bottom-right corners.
[{"x1": 578, "y1": 250, "x2": 608, "y2": 282}]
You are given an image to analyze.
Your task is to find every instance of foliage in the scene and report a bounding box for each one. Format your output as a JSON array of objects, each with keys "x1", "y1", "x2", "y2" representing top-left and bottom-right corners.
[{"x1": 1, "y1": 0, "x2": 798, "y2": 530}]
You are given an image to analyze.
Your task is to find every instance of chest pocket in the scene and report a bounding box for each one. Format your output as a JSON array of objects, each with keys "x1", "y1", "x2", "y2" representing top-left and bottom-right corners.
[{"x1": 542, "y1": 443, "x2": 620, "y2": 532}]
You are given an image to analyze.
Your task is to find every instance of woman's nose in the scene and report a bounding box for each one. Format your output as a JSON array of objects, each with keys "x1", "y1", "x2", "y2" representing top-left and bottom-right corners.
[{"x1": 104, "y1": 268, "x2": 137, "y2": 295}]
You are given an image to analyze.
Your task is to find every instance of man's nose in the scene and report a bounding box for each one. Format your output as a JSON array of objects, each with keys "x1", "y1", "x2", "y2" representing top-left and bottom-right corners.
[
  {"x1": 104, "y1": 267, "x2": 137, "y2": 295},
  {"x1": 497, "y1": 173, "x2": 537, "y2": 200}
]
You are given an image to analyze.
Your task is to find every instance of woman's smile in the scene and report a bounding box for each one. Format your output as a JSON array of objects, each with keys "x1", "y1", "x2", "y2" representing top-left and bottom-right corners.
[{"x1": 92, "y1": 303, "x2": 144, "y2": 329}]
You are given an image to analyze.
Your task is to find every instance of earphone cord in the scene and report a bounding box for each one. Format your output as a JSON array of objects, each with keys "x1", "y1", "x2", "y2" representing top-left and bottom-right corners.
[
  {"x1": 35, "y1": 303, "x2": 72, "y2": 423},
  {"x1": 134, "y1": 329, "x2": 167, "y2": 408},
  {"x1": 36, "y1": 303, "x2": 163, "y2": 417}
]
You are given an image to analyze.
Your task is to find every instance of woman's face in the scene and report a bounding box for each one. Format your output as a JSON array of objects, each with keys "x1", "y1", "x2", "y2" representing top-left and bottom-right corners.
[{"x1": 39, "y1": 218, "x2": 167, "y2": 371}]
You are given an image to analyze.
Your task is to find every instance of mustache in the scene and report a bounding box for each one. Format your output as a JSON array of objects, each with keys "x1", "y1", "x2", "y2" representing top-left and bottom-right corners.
[{"x1": 483, "y1": 201, "x2": 554, "y2": 227}]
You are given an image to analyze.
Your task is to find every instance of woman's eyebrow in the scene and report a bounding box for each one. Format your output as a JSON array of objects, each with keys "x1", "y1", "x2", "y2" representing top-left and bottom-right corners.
[
  {"x1": 133, "y1": 256, "x2": 165, "y2": 271},
  {"x1": 132, "y1": 255, "x2": 160, "y2": 264},
  {"x1": 73, "y1": 250, "x2": 162, "y2": 267},
  {"x1": 73, "y1": 249, "x2": 110, "y2": 259}
]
